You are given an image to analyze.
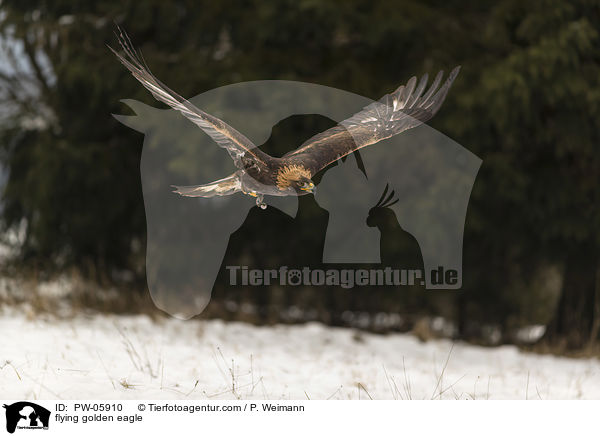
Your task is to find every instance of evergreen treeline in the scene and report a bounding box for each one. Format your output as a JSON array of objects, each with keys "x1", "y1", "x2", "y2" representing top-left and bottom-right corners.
[{"x1": 0, "y1": 1, "x2": 598, "y2": 349}]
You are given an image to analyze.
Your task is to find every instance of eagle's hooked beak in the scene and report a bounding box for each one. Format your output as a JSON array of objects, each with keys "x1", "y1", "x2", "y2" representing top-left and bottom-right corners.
[{"x1": 300, "y1": 182, "x2": 315, "y2": 193}]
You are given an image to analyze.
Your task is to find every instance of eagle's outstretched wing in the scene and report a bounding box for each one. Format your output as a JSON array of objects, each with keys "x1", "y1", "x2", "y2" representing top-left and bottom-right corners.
[
  {"x1": 109, "y1": 27, "x2": 263, "y2": 166},
  {"x1": 285, "y1": 67, "x2": 460, "y2": 173}
]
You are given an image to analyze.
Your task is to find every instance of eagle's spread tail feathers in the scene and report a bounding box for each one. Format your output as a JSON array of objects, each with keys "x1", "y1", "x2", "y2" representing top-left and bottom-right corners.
[{"x1": 172, "y1": 173, "x2": 241, "y2": 197}]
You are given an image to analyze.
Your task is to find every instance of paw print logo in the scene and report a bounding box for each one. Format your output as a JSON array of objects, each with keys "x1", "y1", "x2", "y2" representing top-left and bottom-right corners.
[{"x1": 287, "y1": 269, "x2": 302, "y2": 286}]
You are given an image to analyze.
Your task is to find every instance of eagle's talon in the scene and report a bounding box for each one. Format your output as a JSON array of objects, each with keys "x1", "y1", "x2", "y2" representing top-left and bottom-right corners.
[{"x1": 256, "y1": 194, "x2": 267, "y2": 209}]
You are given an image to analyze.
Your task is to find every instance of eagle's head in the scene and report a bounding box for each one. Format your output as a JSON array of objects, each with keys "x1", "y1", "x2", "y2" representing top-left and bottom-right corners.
[
  {"x1": 296, "y1": 177, "x2": 315, "y2": 193},
  {"x1": 276, "y1": 164, "x2": 314, "y2": 194}
]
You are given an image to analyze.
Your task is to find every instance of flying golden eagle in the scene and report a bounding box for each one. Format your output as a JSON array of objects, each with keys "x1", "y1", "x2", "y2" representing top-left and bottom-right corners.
[{"x1": 110, "y1": 29, "x2": 460, "y2": 209}]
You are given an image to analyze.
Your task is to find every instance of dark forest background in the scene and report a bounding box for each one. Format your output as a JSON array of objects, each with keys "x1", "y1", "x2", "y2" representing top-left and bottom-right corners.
[{"x1": 0, "y1": 0, "x2": 598, "y2": 351}]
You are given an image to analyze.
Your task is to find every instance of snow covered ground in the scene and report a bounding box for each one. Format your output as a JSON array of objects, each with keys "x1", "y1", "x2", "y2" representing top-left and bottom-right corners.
[{"x1": 1, "y1": 311, "x2": 599, "y2": 400}]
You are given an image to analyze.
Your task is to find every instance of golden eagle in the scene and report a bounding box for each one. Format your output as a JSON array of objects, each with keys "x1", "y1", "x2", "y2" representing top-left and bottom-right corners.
[{"x1": 110, "y1": 29, "x2": 460, "y2": 208}]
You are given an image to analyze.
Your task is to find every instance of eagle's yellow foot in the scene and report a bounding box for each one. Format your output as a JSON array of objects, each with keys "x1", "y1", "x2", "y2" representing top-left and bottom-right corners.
[{"x1": 243, "y1": 190, "x2": 266, "y2": 208}]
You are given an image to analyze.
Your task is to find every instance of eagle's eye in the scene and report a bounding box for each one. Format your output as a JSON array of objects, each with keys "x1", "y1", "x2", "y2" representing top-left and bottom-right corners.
[{"x1": 298, "y1": 180, "x2": 315, "y2": 192}]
